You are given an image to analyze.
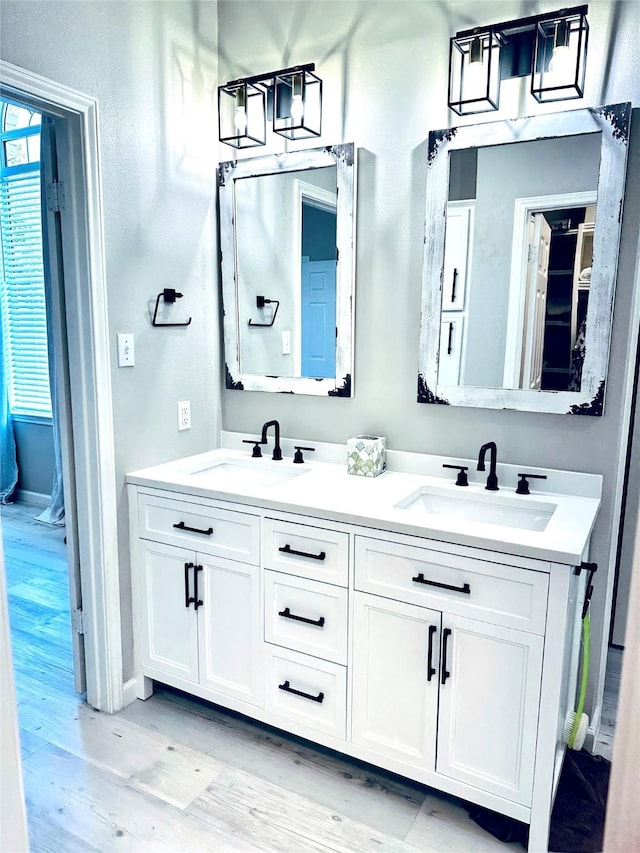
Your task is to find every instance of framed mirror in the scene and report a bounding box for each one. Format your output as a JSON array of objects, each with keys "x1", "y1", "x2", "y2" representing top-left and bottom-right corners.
[
  {"x1": 219, "y1": 143, "x2": 356, "y2": 396},
  {"x1": 418, "y1": 104, "x2": 630, "y2": 415}
]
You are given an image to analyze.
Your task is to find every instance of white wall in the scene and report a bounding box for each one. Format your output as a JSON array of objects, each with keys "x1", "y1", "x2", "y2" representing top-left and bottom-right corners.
[
  {"x1": 0, "y1": 0, "x2": 222, "y2": 681},
  {"x1": 218, "y1": 0, "x2": 640, "y2": 718}
]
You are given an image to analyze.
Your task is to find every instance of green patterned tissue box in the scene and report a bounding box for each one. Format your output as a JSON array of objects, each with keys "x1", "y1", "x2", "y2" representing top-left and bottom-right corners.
[{"x1": 347, "y1": 435, "x2": 386, "y2": 477}]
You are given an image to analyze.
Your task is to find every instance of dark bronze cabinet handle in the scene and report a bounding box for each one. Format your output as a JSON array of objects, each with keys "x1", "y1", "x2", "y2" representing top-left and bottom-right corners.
[
  {"x1": 427, "y1": 624, "x2": 437, "y2": 681},
  {"x1": 278, "y1": 607, "x2": 325, "y2": 628},
  {"x1": 173, "y1": 521, "x2": 213, "y2": 536},
  {"x1": 193, "y1": 564, "x2": 203, "y2": 610},
  {"x1": 412, "y1": 573, "x2": 471, "y2": 595},
  {"x1": 278, "y1": 544, "x2": 326, "y2": 561},
  {"x1": 451, "y1": 267, "x2": 458, "y2": 302},
  {"x1": 441, "y1": 628, "x2": 452, "y2": 685},
  {"x1": 447, "y1": 322, "x2": 454, "y2": 355},
  {"x1": 184, "y1": 562, "x2": 195, "y2": 608},
  {"x1": 278, "y1": 680, "x2": 324, "y2": 703}
]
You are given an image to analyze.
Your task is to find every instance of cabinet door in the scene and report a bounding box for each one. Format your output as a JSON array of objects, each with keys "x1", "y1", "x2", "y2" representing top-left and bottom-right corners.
[
  {"x1": 197, "y1": 556, "x2": 262, "y2": 707},
  {"x1": 436, "y1": 613, "x2": 543, "y2": 806},
  {"x1": 439, "y1": 315, "x2": 464, "y2": 385},
  {"x1": 442, "y1": 203, "x2": 473, "y2": 311},
  {"x1": 139, "y1": 541, "x2": 199, "y2": 684},
  {"x1": 352, "y1": 593, "x2": 440, "y2": 770}
]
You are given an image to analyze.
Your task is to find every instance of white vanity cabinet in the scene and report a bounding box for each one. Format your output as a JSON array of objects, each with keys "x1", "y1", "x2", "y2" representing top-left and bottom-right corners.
[
  {"x1": 352, "y1": 535, "x2": 546, "y2": 807},
  {"x1": 133, "y1": 490, "x2": 263, "y2": 708},
  {"x1": 128, "y1": 468, "x2": 590, "y2": 853},
  {"x1": 262, "y1": 517, "x2": 350, "y2": 741}
]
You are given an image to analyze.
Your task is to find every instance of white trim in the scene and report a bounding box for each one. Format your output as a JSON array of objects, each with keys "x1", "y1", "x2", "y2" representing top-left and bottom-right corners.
[
  {"x1": 15, "y1": 490, "x2": 49, "y2": 508},
  {"x1": 503, "y1": 191, "x2": 598, "y2": 387},
  {"x1": 0, "y1": 60, "x2": 122, "y2": 713}
]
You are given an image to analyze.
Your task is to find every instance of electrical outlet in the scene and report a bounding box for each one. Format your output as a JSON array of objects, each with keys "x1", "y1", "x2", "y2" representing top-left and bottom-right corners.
[
  {"x1": 178, "y1": 400, "x2": 191, "y2": 431},
  {"x1": 282, "y1": 330, "x2": 291, "y2": 355},
  {"x1": 117, "y1": 333, "x2": 135, "y2": 367}
]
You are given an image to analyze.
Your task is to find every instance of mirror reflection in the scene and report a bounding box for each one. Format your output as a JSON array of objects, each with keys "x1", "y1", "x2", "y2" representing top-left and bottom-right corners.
[
  {"x1": 236, "y1": 166, "x2": 338, "y2": 378},
  {"x1": 219, "y1": 143, "x2": 355, "y2": 397},
  {"x1": 419, "y1": 104, "x2": 630, "y2": 415},
  {"x1": 442, "y1": 133, "x2": 601, "y2": 392}
]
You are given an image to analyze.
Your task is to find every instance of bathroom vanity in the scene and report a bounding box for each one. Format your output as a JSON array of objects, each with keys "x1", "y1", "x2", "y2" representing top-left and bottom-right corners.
[{"x1": 127, "y1": 437, "x2": 601, "y2": 852}]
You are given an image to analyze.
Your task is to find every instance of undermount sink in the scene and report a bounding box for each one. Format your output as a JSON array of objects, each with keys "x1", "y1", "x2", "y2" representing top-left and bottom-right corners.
[
  {"x1": 189, "y1": 458, "x2": 308, "y2": 488},
  {"x1": 395, "y1": 485, "x2": 556, "y2": 532}
]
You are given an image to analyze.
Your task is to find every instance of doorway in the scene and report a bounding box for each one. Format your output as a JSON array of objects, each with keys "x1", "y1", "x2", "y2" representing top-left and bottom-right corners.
[
  {"x1": 0, "y1": 59, "x2": 122, "y2": 714},
  {"x1": 0, "y1": 95, "x2": 85, "y2": 702}
]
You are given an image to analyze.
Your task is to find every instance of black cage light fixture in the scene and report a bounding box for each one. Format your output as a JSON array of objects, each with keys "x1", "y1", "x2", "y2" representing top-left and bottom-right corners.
[
  {"x1": 218, "y1": 63, "x2": 322, "y2": 149},
  {"x1": 448, "y1": 5, "x2": 588, "y2": 116}
]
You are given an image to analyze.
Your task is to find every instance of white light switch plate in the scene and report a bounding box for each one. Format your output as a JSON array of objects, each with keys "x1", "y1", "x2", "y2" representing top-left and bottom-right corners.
[
  {"x1": 117, "y1": 333, "x2": 135, "y2": 367},
  {"x1": 282, "y1": 330, "x2": 291, "y2": 355}
]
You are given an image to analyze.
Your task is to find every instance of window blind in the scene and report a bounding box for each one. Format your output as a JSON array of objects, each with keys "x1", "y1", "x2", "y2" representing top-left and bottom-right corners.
[{"x1": 0, "y1": 170, "x2": 52, "y2": 418}]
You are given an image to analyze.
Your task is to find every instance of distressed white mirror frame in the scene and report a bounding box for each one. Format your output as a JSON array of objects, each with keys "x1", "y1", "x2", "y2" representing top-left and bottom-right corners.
[
  {"x1": 418, "y1": 104, "x2": 630, "y2": 416},
  {"x1": 219, "y1": 143, "x2": 356, "y2": 396}
]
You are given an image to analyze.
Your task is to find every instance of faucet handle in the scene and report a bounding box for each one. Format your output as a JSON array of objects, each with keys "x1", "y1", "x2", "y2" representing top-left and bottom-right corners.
[
  {"x1": 442, "y1": 464, "x2": 469, "y2": 487},
  {"x1": 293, "y1": 446, "x2": 315, "y2": 464},
  {"x1": 242, "y1": 439, "x2": 262, "y2": 458},
  {"x1": 516, "y1": 473, "x2": 547, "y2": 495}
]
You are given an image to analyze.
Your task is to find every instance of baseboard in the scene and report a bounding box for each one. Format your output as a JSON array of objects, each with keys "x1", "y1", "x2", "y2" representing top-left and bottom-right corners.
[
  {"x1": 122, "y1": 677, "x2": 139, "y2": 708},
  {"x1": 15, "y1": 489, "x2": 49, "y2": 508}
]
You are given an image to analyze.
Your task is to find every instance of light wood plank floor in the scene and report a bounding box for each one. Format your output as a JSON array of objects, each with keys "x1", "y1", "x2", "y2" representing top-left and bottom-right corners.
[{"x1": 1, "y1": 501, "x2": 620, "y2": 852}]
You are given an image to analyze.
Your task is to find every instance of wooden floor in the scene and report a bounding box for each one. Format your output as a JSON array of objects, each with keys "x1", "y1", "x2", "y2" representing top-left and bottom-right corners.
[{"x1": 2, "y1": 501, "x2": 620, "y2": 853}]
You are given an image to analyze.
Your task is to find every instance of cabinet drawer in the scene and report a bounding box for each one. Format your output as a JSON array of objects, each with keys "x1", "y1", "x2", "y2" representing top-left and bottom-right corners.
[
  {"x1": 263, "y1": 518, "x2": 349, "y2": 586},
  {"x1": 264, "y1": 645, "x2": 346, "y2": 739},
  {"x1": 355, "y1": 536, "x2": 548, "y2": 634},
  {"x1": 264, "y1": 571, "x2": 348, "y2": 665},
  {"x1": 138, "y1": 493, "x2": 259, "y2": 565}
]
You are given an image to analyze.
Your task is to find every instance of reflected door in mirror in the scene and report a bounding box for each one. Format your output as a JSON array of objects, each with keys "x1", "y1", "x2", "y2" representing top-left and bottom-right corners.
[{"x1": 236, "y1": 167, "x2": 337, "y2": 380}]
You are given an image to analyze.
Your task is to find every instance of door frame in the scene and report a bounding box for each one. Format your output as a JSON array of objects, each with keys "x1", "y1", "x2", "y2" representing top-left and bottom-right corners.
[
  {"x1": 503, "y1": 190, "x2": 597, "y2": 388},
  {"x1": 292, "y1": 178, "x2": 337, "y2": 376},
  {"x1": 0, "y1": 60, "x2": 122, "y2": 713}
]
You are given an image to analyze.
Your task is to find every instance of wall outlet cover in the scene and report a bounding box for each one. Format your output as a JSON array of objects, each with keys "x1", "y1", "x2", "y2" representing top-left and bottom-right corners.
[{"x1": 178, "y1": 400, "x2": 191, "y2": 430}]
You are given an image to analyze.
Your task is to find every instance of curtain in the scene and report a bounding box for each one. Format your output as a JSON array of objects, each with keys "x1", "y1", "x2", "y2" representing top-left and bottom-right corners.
[
  {"x1": 36, "y1": 117, "x2": 64, "y2": 526},
  {"x1": 0, "y1": 323, "x2": 18, "y2": 504}
]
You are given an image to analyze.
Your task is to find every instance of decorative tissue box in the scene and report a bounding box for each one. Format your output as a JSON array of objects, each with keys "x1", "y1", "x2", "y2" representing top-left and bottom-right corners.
[{"x1": 347, "y1": 435, "x2": 386, "y2": 477}]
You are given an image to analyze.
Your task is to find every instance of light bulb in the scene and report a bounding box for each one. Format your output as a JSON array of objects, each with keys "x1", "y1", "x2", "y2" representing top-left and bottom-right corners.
[
  {"x1": 233, "y1": 87, "x2": 247, "y2": 135},
  {"x1": 548, "y1": 19, "x2": 571, "y2": 77},
  {"x1": 290, "y1": 93, "x2": 304, "y2": 123},
  {"x1": 233, "y1": 106, "x2": 247, "y2": 134},
  {"x1": 549, "y1": 43, "x2": 571, "y2": 74},
  {"x1": 465, "y1": 38, "x2": 487, "y2": 99}
]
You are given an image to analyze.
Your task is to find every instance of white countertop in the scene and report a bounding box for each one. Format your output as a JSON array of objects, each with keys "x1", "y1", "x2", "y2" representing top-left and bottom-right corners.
[{"x1": 127, "y1": 438, "x2": 602, "y2": 566}]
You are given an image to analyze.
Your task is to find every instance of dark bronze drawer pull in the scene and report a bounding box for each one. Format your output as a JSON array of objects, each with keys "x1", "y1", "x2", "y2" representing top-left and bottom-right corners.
[
  {"x1": 278, "y1": 680, "x2": 324, "y2": 703},
  {"x1": 184, "y1": 562, "x2": 195, "y2": 608},
  {"x1": 173, "y1": 521, "x2": 213, "y2": 536},
  {"x1": 278, "y1": 544, "x2": 326, "y2": 561},
  {"x1": 412, "y1": 573, "x2": 470, "y2": 595},
  {"x1": 278, "y1": 607, "x2": 325, "y2": 628},
  {"x1": 427, "y1": 624, "x2": 437, "y2": 681},
  {"x1": 441, "y1": 628, "x2": 452, "y2": 685},
  {"x1": 194, "y1": 564, "x2": 203, "y2": 610}
]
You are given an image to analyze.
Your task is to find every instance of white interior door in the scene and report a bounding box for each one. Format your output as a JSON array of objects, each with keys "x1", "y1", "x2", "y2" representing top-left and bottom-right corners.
[
  {"x1": 521, "y1": 213, "x2": 551, "y2": 390},
  {"x1": 40, "y1": 117, "x2": 86, "y2": 693}
]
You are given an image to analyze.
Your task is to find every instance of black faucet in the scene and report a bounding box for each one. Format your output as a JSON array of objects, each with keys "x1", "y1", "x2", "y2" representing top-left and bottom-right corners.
[
  {"x1": 477, "y1": 441, "x2": 499, "y2": 491},
  {"x1": 260, "y1": 420, "x2": 282, "y2": 460}
]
